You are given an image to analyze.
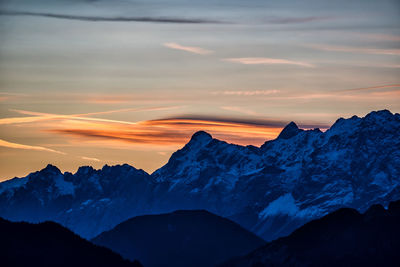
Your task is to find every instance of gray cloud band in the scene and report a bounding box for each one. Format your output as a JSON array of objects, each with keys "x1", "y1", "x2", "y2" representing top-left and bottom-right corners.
[{"x1": 0, "y1": 10, "x2": 222, "y2": 24}]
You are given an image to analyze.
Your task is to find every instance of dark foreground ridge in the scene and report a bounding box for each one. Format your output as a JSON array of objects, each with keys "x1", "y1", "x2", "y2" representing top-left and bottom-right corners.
[
  {"x1": 92, "y1": 210, "x2": 266, "y2": 267},
  {"x1": 221, "y1": 199, "x2": 400, "y2": 267},
  {"x1": 0, "y1": 217, "x2": 142, "y2": 267}
]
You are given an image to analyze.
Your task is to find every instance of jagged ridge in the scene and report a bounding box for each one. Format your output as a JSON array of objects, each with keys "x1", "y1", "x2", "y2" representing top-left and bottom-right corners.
[{"x1": 0, "y1": 109, "x2": 399, "y2": 240}]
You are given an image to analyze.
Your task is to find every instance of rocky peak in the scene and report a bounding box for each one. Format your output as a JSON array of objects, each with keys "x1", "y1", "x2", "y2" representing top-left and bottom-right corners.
[
  {"x1": 76, "y1": 166, "x2": 95, "y2": 176},
  {"x1": 187, "y1": 131, "x2": 213, "y2": 148},
  {"x1": 39, "y1": 164, "x2": 62, "y2": 175},
  {"x1": 277, "y1": 121, "x2": 302, "y2": 140}
]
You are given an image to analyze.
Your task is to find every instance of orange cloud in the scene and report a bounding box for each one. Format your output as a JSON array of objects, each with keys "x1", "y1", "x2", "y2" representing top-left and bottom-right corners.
[
  {"x1": 0, "y1": 139, "x2": 65, "y2": 154},
  {"x1": 164, "y1": 42, "x2": 213, "y2": 55},
  {"x1": 46, "y1": 116, "x2": 292, "y2": 147},
  {"x1": 223, "y1": 57, "x2": 314, "y2": 67},
  {"x1": 47, "y1": 115, "x2": 328, "y2": 148},
  {"x1": 2, "y1": 108, "x2": 328, "y2": 148}
]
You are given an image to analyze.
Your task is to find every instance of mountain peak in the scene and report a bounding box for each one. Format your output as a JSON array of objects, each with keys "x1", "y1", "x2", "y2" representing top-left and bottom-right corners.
[
  {"x1": 40, "y1": 164, "x2": 61, "y2": 175},
  {"x1": 76, "y1": 166, "x2": 95, "y2": 176},
  {"x1": 277, "y1": 121, "x2": 302, "y2": 139},
  {"x1": 191, "y1": 130, "x2": 212, "y2": 139},
  {"x1": 365, "y1": 109, "x2": 393, "y2": 120},
  {"x1": 189, "y1": 131, "x2": 213, "y2": 145}
]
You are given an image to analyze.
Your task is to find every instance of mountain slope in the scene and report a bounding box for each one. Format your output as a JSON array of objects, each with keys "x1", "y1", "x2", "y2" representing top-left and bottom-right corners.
[
  {"x1": 0, "y1": 217, "x2": 142, "y2": 267},
  {"x1": 151, "y1": 109, "x2": 400, "y2": 240},
  {"x1": 0, "y1": 110, "x2": 399, "y2": 240},
  {"x1": 92, "y1": 210, "x2": 265, "y2": 267},
  {"x1": 221, "y1": 200, "x2": 400, "y2": 267},
  {"x1": 0, "y1": 164, "x2": 154, "y2": 238}
]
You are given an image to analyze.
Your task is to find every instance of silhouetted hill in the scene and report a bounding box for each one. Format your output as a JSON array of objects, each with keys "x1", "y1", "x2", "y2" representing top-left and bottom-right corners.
[
  {"x1": 92, "y1": 210, "x2": 266, "y2": 267},
  {"x1": 0, "y1": 217, "x2": 142, "y2": 267},
  {"x1": 221, "y1": 200, "x2": 400, "y2": 267}
]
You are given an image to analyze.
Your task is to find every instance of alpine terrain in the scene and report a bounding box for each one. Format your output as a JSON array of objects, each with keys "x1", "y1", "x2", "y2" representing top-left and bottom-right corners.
[{"x1": 0, "y1": 110, "x2": 399, "y2": 240}]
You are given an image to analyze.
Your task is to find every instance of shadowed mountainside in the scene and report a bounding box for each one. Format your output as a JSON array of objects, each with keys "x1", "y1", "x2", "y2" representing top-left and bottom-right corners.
[
  {"x1": 0, "y1": 217, "x2": 142, "y2": 267},
  {"x1": 92, "y1": 210, "x2": 266, "y2": 267},
  {"x1": 221, "y1": 200, "x2": 400, "y2": 267}
]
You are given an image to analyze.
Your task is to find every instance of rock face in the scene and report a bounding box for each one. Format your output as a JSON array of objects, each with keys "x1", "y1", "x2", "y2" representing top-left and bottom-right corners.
[
  {"x1": 220, "y1": 200, "x2": 400, "y2": 267},
  {"x1": 0, "y1": 109, "x2": 399, "y2": 240},
  {"x1": 92, "y1": 210, "x2": 266, "y2": 267},
  {"x1": 0, "y1": 164, "x2": 154, "y2": 238}
]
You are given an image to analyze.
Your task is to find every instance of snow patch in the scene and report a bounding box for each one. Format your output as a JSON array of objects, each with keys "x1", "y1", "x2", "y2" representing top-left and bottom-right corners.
[
  {"x1": 372, "y1": 172, "x2": 390, "y2": 187},
  {"x1": 259, "y1": 193, "x2": 299, "y2": 219},
  {"x1": 0, "y1": 177, "x2": 28, "y2": 195},
  {"x1": 54, "y1": 176, "x2": 75, "y2": 196},
  {"x1": 81, "y1": 199, "x2": 92, "y2": 206}
]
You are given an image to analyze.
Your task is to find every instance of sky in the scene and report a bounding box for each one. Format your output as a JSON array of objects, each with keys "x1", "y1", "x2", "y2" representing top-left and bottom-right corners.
[{"x1": 0, "y1": 0, "x2": 399, "y2": 180}]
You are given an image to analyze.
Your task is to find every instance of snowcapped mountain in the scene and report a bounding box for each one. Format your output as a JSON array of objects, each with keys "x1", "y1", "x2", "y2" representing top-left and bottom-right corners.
[
  {"x1": 0, "y1": 164, "x2": 154, "y2": 238},
  {"x1": 151, "y1": 110, "x2": 400, "y2": 240},
  {"x1": 0, "y1": 110, "x2": 399, "y2": 240}
]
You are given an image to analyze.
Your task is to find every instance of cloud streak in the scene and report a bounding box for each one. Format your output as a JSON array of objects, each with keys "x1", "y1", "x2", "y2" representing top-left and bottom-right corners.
[
  {"x1": 266, "y1": 16, "x2": 330, "y2": 24},
  {"x1": 311, "y1": 44, "x2": 400, "y2": 56},
  {"x1": 0, "y1": 139, "x2": 65, "y2": 154},
  {"x1": 220, "y1": 106, "x2": 261, "y2": 116},
  {"x1": 0, "y1": 106, "x2": 181, "y2": 125},
  {"x1": 213, "y1": 90, "x2": 280, "y2": 96},
  {"x1": 48, "y1": 114, "x2": 328, "y2": 148},
  {"x1": 47, "y1": 116, "x2": 310, "y2": 147},
  {"x1": 223, "y1": 57, "x2": 314, "y2": 67},
  {"x1": 0, "y1": 10, "x2": 221, "y2": 24},
  {"x1": 164, "y1": 43, "x2": 213, "y2": 55},
  {"x1": 337, "y1": 84, "x2": 400, "y2": 93},
  {"x1": 3, "y1": 109, "x2": 327, "y2": 147},
  {"x1": 81, "y1": 156, "x2": 101, "y2": 162}
]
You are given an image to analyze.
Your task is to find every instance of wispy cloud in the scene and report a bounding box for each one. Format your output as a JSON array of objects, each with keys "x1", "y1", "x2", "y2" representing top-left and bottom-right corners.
[
  {"x1": 0, "y1": 92, "x2": 28, "y2": 102},
  {"x1": 355, "y1": 33, "x2": 400, "y2": 42},
  {"x1": 0, "y1": 10, "x2": 220, "y2": 24},
  {"x1": 337, "y1": 84, "x2": 400, "y2": 93},
  {"x1": 47, "y1": 115, "x2": 309, "y2": 147},
  {"x1": 220, "y1": 106, "x2": 261, "y2": 116},
  {"x1": 213, "y1": 90, "x2": 279, "y2": 96},
  {"x1": 164, "y1": 42, "x2": 214, "y2": 55},
  {"x1": 7, "y1": 109, "x2": 138, "y2": 125},
  {"x1": 0, "y1": 139, "x2": 65, "y2": 154},
  {"x1": 223, "y1": 57, "x2": 314, "y2": 67},
  {"x1": 311, "y1": 44, "x2": 400, "y2": 56},
  {"x1": 0, "y1": 106, "x2": 181, "y2": 125},
  {"x1": 4, "y1": 109, "x2": 326, "y2": 147},
  {"x1": 81, "y1": 156, "x2": 101, "y2": 162},
  {"x1": 266, "y1": 16, "x2": 330, "y2": 24}
]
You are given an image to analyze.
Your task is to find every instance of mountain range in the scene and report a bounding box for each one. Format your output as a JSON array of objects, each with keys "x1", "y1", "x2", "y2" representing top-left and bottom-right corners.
[{"x1": 0, "y1": 109, "x2": 399, "y2": 241}]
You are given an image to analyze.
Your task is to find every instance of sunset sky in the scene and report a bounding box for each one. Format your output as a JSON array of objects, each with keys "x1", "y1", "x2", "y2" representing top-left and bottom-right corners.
[{"x1": 0, "y1": 0, "x2": 399, "y2": 180}]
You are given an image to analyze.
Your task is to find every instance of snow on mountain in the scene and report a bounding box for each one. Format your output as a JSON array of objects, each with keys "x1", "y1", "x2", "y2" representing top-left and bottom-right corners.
[
  {"x1": 0, "y1": 110, "x2": 399, "y2": 240},
  {"x1": 0, "y1": 164, "x2": 154, "y2": 238}
]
